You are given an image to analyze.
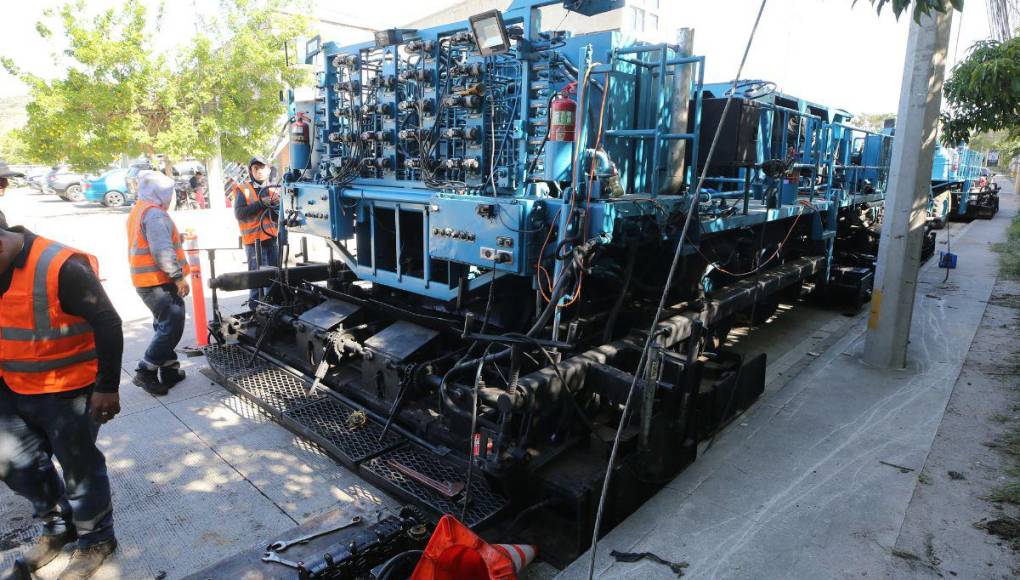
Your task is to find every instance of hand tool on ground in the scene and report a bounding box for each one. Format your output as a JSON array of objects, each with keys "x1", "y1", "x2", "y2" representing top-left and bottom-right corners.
[
  {"x1": 266, "y1": 516, "x2": 364, "y2": 552},
  {"x1": 261, "y1": 551, "x2": 304, "y2": 569}
]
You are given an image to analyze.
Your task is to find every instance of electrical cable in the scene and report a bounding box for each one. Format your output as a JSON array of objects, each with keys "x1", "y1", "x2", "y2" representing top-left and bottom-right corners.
[
  {"x1": 460, "y1": 341, "x2": 494, "y2": 522},
  {"x1": 585, "y1": 2, "x2": 770, "y2": 577},
  {"x1": 376, "y1": 549, "x2": 424, "y2": 580}
]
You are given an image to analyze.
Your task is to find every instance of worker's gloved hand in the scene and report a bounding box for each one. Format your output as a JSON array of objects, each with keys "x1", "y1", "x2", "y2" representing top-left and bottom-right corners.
[
  {"x1": 260, "y1": 190, "x2": 280, "y2": 209},
  {"x1": 175, "y1": 278, "x2": 190, "y2": 298},
  {"x1": 90, "y1": 392, "x2": 120, "y2": 425}
]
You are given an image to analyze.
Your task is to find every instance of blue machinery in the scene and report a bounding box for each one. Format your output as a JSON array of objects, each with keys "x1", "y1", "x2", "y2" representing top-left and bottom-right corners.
[{"x1": 203, "y1": 1, "x2": 995, "y2": 570}]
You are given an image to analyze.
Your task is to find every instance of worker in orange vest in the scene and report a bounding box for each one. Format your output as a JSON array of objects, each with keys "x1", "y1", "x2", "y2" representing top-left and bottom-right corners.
[
  {"x1": 231, "y1": 156, "x2": 279, "y2": 304},
  {"x1": 0, "y1": 224, "x2": 123, "y2": 578},
  {"x1": 127, "y1": 171, "x2": 190, "y2": 396}
]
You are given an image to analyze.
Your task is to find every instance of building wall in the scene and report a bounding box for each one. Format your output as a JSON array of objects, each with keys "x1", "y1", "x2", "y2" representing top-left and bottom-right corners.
[{"x1": 403, "y1": 0, "x2": 675, "y2": 41}]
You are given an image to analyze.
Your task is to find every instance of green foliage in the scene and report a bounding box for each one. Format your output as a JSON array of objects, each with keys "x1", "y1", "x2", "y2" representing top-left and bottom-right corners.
[
  {"x1": 0, "y1": 129, "x2": 30, "y2": 164},
  {"x1": 853, "y1": 112, "x2": 896, "y2": 132},
  {"x1": 942, "y1": 37, "x2": 1020, "y2": 147},
  {"x1": 996, "y1": 215, "x2": 1020, "y2": 279},
  {"x1": 858, "y1": 0, "x2": 963, "y2": 21},
  {"x1": 3, "y1": 0, "x2": 310, "y2": 172}
]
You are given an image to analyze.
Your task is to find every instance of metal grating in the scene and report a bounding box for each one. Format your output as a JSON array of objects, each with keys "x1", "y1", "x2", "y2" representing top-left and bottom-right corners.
[
  {"x1": 203, "y1": 344, "x2": 271, "y2": 379},
  {"x1": 229, "y1": 368, "x2": 323, "y2": 416},
  {"x1": 364, "y1": 447, "x2": 507, "y2": 527},
  {"x1": 282, "y1": 397, "x2": 404, "y2": 466}
]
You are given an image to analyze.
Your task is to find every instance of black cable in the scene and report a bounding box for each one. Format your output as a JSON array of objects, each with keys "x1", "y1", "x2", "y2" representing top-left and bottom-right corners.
[
  {"x1": 461, "y1": 341, "x2": 493, "y2": 522},
  {"x1": 525, "y1": 91, "x2": 559, "y2": 181},
  {"x1": 602, "y1": 242, "x2": 638, "y2": 343},
  {"x1": 376, "y1": 549, "x2": 424, "y2": 580}
]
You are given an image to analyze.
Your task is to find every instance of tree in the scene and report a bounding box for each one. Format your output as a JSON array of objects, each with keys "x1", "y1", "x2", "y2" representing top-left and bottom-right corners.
[
  {"x1": 853, "y1": 112, "x2": 896, "y2": 132},
  {"x1": 0, "y1": 129, "x2": 30, "y2": 164},
  {"x1": 1, "y1": 0, "x2": 309, "y2": 172},
  {"x1": 860, "y1": 0, "x2": 964, "y2": 21},
  {"x1": 941, "y1": 37, "x2": 1020, "y2": 151}
]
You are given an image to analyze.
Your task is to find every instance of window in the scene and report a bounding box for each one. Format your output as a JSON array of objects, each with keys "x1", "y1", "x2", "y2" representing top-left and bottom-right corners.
[
  {"x1": 629, "y1": 6, "x2": 645, "y2": 32},
  {"x1": 647, "y1": 13, "x2": 658, "y2": 31}
]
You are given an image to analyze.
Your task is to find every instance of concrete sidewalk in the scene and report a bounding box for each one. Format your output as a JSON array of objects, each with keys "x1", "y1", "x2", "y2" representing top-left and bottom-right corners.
[
  {"x1": 0, "y1": 189, "x2": 392, "y2": 579},
  {"x1": 0, "y1": 293, "x2": 398, "y2": 579},
  {"x1": 558, "y1": 192, "x2": 1018, "y2": 578}
]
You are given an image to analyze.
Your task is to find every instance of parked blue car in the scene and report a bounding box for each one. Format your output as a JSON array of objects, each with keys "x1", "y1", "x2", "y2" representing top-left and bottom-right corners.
[{"x1": 84, "y1": 168, "x2": 132, "y2": 207}]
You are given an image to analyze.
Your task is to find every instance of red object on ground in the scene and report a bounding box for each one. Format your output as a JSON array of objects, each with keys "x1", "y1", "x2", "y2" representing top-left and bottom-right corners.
[
  {"x1": 182, "y1": 231, "x2": 208, "y2": 346},
  {"x1": 410, "y1": 515, "x2": 535, "y2": 580}
]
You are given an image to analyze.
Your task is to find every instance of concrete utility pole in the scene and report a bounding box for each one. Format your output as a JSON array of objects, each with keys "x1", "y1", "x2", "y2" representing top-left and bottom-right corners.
[{"x1": 862, "y1": 10, "x2": 953, "y2": 369}]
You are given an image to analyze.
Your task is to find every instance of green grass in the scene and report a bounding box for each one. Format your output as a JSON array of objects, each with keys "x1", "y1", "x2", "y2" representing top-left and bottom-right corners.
[
  {"x1": 990, "y1": 468, "x2": 1020, "y2": 504},
  {"x1": 990, "y1": 411, "x2": 1020, "y2": 505},
  {"x1": 995, "y1": 215, "x2": 1020, "y2": 278}
]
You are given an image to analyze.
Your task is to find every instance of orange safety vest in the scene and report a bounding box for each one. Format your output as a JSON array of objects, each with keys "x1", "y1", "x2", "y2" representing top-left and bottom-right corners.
[
  {"x1": 234, "y1": 181, "x2": 279, "y2": 245},
  {"x1": 0, "y1": 236, "x2": 100, "y2": 394},
  {"x1": 127, "y1": 201, "x2": 190, "y2": 288}
]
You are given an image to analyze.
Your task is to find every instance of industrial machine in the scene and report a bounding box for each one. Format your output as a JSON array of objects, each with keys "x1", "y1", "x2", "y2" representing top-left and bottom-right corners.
[
  {"x1": 930, "y1": 144, "x2": 997, "y2": 221},
  {"x1": 202, "y1": 0, "x2": 941, "y2": 567}
]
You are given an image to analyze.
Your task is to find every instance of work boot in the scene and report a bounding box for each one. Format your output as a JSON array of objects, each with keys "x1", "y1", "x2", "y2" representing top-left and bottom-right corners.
[
  {"x1": 158, "y1": 366, "x2": 186, "y2": 389},
  {"x1": 22, "y1": 529, "x2": 76, "y2": 571},
  {"x1": 56, "y1": 539, "x2": 116, "y2": 580},
  {"x1": 133, "y1": 368, "x2": 168, "y2": 396}
]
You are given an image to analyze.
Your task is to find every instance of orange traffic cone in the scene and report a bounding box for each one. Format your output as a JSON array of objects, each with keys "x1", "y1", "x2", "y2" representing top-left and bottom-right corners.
[{"x1": 410, "y1": 515, "x2": 537, "y2": 580}]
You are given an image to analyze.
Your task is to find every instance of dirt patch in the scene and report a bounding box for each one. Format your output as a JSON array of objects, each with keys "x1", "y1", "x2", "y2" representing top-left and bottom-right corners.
[
  {"x1": 988, "y1": 293, "x2": 1020, "y2": 309},
  {"x1": 976, "y1": 517, "x2": 1020, "y2": 548}
]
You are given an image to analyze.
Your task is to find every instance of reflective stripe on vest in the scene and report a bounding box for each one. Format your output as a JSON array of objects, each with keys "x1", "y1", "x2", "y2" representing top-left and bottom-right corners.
[
  {"x1": 0, "y1": 237, "x2": 99, "y2": 394},
  {"x1": 235, "y1": 182, "x2": 278, "y2": 245},
  {"x1": 127, "y1": 201, "x2": 190, "y2": 288}
]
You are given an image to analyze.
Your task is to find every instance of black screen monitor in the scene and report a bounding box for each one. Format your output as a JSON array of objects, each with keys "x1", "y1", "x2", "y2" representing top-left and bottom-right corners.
[{"x1": 469, "y1": 10, "x2": 510, "y2": 56}]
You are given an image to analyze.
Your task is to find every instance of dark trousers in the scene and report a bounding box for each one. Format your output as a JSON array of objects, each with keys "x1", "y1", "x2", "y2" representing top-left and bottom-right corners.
[
  {"x1": 0, "y1": 385, "x2": 115, "y2": 547},
  {"x1": 244, "y1": 239, "x2": 279, "y2": 303},
  {"x1": 136, "y1": 283, "x2": 186, "y2": 370}
]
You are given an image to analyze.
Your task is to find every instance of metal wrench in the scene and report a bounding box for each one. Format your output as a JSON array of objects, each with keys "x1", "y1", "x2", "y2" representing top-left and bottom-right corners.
[
  {"x1": 261, "y1": 551, "x2": 304, "y2": 569},
  {"x1": 266, "y1": 515, "x2": 363, "y2": 552}
]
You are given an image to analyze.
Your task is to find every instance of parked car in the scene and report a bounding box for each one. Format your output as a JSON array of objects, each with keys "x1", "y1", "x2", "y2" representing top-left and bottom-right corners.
[
  {"x1": 45, "y1": 165, "x2": 89, "y2": 201},
  {"x1": 84, "y1": 168, "x2": 132, "y2": 207},
  {"x1": 7, "y1": 164, "x2": 47, "y2": 188},
  {"x1": 27, "y1": 172, "x2": 48, "y2": 192}
]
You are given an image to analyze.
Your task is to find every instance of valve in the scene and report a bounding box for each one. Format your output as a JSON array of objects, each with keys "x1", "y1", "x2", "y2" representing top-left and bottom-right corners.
[
  {"x1": 332, "y1": 54, "x2": 358, "y2": 68},
  {"x1": 442, "y1": 126, "x2": 480, "y2": 141},
  {"x1": 362, "y1": 157, "x2": 393, "y2": 170},
  {"x1": 405, "y1": 39, "x2": 436, "y2": 53},
  {"x1": 337, "y1": 80, "x2": 361, "y2": 93}
]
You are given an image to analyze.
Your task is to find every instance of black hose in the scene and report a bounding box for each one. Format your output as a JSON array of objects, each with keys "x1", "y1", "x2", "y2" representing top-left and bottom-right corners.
[
  {"x1": 525, "y1": 91, "x2": 558, "y2": 180},
  {"x1": 376, "y1": 549, "x2": 424, "y2": 580},
  {"x1": 602, "y1": 242, "x2": 638, "y2": 343}
]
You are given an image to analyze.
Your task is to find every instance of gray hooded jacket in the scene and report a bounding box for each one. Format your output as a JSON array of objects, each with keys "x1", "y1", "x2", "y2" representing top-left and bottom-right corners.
[{"x1": 136, "y1": 170, "x2": 184, "y2": 281}]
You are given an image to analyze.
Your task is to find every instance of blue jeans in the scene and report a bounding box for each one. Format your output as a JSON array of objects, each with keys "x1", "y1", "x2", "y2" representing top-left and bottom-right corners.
[
  {"x1": 0, "y1": 385, "x2": 115, "y2": 547},
  {"x1": 136, "y1": 283, "x2": 186, "y2": 369},
  {"x1": 244, "y1": 239, "x2": 280, "y2": 303}
]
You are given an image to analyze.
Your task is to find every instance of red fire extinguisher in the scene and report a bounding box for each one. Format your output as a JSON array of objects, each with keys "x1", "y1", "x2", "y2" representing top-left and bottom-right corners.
[
  {"x1": 549, "y1": 84, "x2": 577, "y2": 142},
  {"x1": 290, "y1": 112, "x2": 311, "y2": 172}
]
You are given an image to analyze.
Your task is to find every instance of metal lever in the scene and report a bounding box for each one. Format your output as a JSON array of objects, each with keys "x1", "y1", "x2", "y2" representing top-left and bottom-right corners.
[{"x1": 265, "y1": 515, "x2": 363, "y2": 552}]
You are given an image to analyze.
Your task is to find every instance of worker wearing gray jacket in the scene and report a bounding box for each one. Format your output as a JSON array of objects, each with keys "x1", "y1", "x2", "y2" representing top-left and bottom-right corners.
[{"x1": 126, "y1": 171, "x2": 190, "y2": 396}]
